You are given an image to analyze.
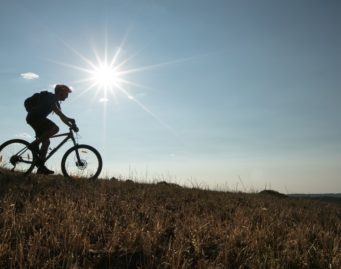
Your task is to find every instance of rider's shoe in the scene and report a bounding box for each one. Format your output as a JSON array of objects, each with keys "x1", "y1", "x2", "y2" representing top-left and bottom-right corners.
[{"x1": 37, "y1": 165, "x2": 54, "y2": 175}]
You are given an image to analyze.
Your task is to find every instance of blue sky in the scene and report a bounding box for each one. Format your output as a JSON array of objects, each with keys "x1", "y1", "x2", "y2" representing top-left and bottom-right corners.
[{"x1": 0, "y1": 0, "x2": 340, "y2": 193}]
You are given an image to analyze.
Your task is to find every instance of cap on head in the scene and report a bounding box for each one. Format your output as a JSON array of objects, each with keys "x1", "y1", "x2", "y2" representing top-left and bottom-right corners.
[{"x1": 54, "y1": 84, "x2": 72, "y2": 94}]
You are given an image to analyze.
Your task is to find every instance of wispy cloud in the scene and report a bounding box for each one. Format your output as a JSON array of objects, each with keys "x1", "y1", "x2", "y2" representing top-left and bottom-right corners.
[
  {"x1": 20, "y1": 72, "x2": 39, "y2": 80},
  {"x1": 15, "y1": 132, "x2": 33, "y2": 139}
]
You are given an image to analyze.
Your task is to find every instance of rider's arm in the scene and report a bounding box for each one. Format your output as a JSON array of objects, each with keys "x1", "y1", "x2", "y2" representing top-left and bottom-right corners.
[{"x1": 52, "y1": 104, "x2": 74, "y2": 127}]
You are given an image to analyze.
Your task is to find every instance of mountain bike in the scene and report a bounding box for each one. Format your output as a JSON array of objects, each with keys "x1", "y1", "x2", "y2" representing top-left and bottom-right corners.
[{"x1": 0, "y1": 122, "x2": 102, "y2": 179}]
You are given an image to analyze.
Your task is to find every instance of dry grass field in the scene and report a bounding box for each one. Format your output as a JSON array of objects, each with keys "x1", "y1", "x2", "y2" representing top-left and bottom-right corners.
[{"x1": 0, "y1": 170, "x2": 340, "y2": 268}]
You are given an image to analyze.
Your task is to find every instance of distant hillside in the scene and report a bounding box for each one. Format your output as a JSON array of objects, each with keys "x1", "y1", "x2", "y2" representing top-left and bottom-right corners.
[
  {"x1": 0, "y1": 170, "x2": 340, "y2": 268},
  {"x1": 289, "y1": 193, "x2": 341, "y2": 204}
]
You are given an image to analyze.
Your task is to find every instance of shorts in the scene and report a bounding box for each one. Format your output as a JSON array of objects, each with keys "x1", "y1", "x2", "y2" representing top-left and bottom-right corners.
[{"x1": 26, "y1": 117, "x2": 58, "y2": 138}]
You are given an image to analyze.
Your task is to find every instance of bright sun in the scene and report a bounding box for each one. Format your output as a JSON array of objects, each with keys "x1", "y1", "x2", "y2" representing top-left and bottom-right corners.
[
  {"x1": 56, "y1": 41, "x2": 180, "y2": 135},
  {"x1": 61, "y1": 46, "x2": 128, "y2": 99},
  {"x1": 55, "y1": 40, "x2": 192, "y2": 104},
  {"x1": 90, "y1": 62, "x2": 120, "y2": 89}
]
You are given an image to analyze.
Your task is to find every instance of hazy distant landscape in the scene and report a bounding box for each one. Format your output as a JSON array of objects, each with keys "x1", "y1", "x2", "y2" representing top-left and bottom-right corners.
[
  {"x1": 0, "y1": 170, "x2": 340, "y2": 268},
  {"x1": 288, "y1": 193, "x2": 341, "y2": 205}
]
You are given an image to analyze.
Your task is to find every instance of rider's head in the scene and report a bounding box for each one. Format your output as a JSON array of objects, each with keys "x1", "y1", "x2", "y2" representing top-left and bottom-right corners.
[{"x1": 54, "y1": 84, "x2": 72, "y2": 101}]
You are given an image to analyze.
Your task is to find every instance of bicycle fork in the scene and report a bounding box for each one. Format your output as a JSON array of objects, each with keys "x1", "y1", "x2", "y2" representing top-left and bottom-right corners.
[{"x1": 70, "y1": 135, "x2": 85, "y2": 168}]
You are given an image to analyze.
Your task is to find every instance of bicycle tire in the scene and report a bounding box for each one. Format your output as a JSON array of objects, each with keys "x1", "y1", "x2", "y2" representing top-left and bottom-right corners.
[
  {"x1": 61, "y1": 144, "x2": 102, "y2": 179},
  {"x1": 0, "y1": 139, "x2": 36, "y2": 174}
]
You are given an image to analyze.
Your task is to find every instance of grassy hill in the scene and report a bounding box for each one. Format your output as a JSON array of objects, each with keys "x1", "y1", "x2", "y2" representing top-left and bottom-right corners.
[{"x1": 0, "y1": 171, "x2": 340, "y2": 268}]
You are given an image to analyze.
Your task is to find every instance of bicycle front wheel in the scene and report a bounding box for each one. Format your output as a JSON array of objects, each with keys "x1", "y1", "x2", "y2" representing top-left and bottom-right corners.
[
  {"x1": 61, "y1": 144, "x2": 102, "y2": 179},
  {"x1": 0, "y1": 139, "x2": 36, "y2": 174}
]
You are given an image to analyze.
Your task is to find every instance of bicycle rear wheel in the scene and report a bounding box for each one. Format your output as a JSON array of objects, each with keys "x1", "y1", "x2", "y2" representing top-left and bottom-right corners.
[
  {"x1": 61, "y1": 144, "x2": 102, "y2": 179},
  {"x1": 0, "y1": 139, "x2": 36, "y2": 174}
]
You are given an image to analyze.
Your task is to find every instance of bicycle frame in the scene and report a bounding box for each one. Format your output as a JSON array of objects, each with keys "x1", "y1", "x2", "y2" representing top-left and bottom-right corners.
[{"x1": 43, "y1": 128, "x2": 78, "y2": 162}]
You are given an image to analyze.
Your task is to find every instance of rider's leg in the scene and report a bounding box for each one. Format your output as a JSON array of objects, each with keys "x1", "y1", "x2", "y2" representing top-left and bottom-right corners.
[
  {"x1": 37, "y1": 125, "x2": 59, "y2": 161},
  {"x1": 29, "y1": 122, "x2": 58, "y2": 156},
  {"x1": 27, "y1": 119, "x2": 59, "y2": 174},
  {"x1": 36, "y1": 130, "x2": 58, "y2": 175}
]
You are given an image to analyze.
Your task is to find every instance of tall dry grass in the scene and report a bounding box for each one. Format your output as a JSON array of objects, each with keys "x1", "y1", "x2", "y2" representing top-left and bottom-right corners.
[{"x1": 0, "y1": 170, "x2": 340, "y2": 268}]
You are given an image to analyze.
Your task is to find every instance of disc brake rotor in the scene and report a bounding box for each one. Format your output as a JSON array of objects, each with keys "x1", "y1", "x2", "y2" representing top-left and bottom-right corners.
[{"x1": 76, "y1": 159, "x2": 87, "y2": 170}]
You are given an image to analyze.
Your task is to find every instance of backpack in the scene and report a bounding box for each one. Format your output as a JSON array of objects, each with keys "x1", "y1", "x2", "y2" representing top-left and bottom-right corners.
[{"x1": 24, "y1": 91, "x2": 50, "y2": 112}]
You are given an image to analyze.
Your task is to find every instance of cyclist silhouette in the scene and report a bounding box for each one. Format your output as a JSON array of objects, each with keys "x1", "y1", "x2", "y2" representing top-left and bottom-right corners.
[{"x1": 26, "y1": 84, "x2": 75, "y2": 174}]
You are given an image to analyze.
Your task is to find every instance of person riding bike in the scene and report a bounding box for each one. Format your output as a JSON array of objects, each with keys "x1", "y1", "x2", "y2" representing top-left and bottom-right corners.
[{"x1": 25, "y1": 84, "x2": 75, "y2": 175}]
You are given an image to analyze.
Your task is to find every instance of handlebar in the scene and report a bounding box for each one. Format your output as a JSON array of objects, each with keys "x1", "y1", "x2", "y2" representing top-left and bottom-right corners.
[
  {"x1": 71, "y1": 124, "x2": 79, "y2": 132},
  {"x1": 69, "y1": 119, "x2": 79, "y2": 132}
]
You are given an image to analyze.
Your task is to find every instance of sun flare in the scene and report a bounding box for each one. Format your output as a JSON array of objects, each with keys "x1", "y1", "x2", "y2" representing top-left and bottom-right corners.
[
  {"x1": 53, "y1": 40, "x2": 183, "y2": 136},
  {"x1": 90, "y1": 62, "x2": 120, "y2": 89}
]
